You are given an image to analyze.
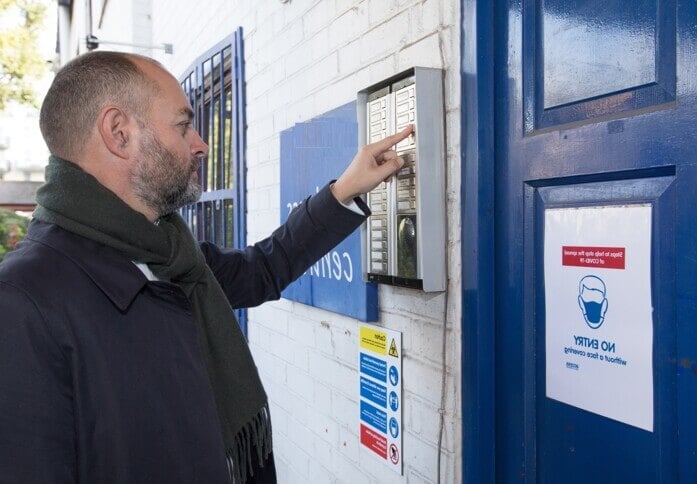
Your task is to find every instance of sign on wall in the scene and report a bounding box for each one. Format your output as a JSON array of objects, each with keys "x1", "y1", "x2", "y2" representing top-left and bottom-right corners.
[
  {"x1": 358, "y1": 323, "x2": 403, "y2": 474},
  {"x1": 544, "y1": 205, "x2": 654, "y2": 431},
  {"x1": 280, "y1": 103, "x2": 378, "y2": 321}
]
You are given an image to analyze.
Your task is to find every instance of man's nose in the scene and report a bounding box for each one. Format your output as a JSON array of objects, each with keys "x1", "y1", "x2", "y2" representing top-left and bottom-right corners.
[{"x1": 191, "y1": 130, "x2": 209, "y2": 158}]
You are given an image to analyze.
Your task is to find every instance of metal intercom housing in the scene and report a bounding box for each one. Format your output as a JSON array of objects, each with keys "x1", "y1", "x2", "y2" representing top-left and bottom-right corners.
[{"x1": 358, "y1": 68, "x2": 446, "y2": 292}]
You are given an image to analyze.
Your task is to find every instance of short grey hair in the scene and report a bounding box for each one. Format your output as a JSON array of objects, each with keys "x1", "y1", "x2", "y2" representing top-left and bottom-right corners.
[{"x1": 39, "y1": 51, "x2": 161, "y2": 160}]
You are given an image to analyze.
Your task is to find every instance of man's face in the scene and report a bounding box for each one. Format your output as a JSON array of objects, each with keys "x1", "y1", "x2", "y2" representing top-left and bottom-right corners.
[
  {"x1": 130, "y1": 125, "x2": 202, "y2": 217},
  {"x1": 129, "y1": 61, "x2": 208, "y2": 218}
]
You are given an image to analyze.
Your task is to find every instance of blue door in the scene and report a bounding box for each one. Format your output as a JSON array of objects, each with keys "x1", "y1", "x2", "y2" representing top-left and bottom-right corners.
[{"x1": 491, "y1": 0, "x2": 696, "y2": 482}]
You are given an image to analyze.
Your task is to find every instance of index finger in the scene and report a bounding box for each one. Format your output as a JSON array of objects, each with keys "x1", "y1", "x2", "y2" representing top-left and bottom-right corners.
[{"x1": 367, "y1": 125, "x2": 413, "y2": 156}]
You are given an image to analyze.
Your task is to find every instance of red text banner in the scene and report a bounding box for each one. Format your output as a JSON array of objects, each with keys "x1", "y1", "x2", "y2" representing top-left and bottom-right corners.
[
  {"x1": 360, "y1": 424, "x2": 387, "y2": 459},
  {"x1": 562, "y1": 246, "x2": 626, "y2": 269}
]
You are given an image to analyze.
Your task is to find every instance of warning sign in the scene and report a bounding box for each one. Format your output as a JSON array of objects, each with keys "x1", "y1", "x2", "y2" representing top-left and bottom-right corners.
[
  {"x1": 359, "y1": 323, "x2": 402, "y2": 475},
  {"x1": 360, "y1": 326, "x2": 387, "y2": 355},
  {"x1": 389, "y1": 339, "x2": 399, "y2": 357}
]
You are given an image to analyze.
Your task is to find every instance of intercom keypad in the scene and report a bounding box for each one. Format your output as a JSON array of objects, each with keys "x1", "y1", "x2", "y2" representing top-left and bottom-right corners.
[{"x1": 359, "y1": 68, "x2": 445, "y2": 292}]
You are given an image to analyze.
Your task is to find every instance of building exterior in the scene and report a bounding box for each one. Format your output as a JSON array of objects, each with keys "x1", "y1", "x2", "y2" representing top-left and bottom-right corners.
[
  {"x1": 0, "y1": 180, "x2": 41, "y2": 211},
  {"x1": 56, "y1": 1, "x2": 697, "y2": 483}
]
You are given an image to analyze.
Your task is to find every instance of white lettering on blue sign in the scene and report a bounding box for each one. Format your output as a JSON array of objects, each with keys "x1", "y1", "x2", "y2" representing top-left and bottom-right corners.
[
  {"x1": 280, "y1": 107, "x2": 378, "y2": 321},
  {"x1": 360, "y1": 353, "x2": 387, "y2": 382},
  {"x1": 308, "y1": 251, "x2": 354, "y2": 282},
  {"x1": 360, "y1": 400, "x2": 387, "y2": 433},
  {"x1": 360, "y1": 376, "x2": 387, "y2": 407}
]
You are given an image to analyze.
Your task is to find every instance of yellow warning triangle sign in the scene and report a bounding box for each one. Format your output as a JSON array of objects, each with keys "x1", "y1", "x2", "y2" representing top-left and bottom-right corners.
[{"x1": 388, "y1": 338, "x2": 399, "y2": 358}]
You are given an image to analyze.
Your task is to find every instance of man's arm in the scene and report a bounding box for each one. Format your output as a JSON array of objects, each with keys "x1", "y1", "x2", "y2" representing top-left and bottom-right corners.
[
  {"x1": 203, "y1": 125, "x2": 414, "y2": 309},
  {"x1": 0, "y1": 282, "x2": 75, "y2": 483},
  {"x1": 202, "y1": 182, "x2": 368, "y2": 308}
]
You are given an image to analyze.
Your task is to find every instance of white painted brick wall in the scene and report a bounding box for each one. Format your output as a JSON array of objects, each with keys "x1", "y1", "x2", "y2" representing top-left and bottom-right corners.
[
  {"x1": 102, "y1": 0, "x2": 463, "y2": 481},
  {"x1": 131, "y1": 0, "x2": 152, "y2": 49},
  {"x1": 92, "y1": 0, "x2": 133, "y2": 53}
]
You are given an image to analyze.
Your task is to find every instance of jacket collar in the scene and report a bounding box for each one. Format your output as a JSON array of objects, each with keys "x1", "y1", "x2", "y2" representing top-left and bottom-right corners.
[{"x1": 26, "y1": 220, "x2": 148, "y2": 311}]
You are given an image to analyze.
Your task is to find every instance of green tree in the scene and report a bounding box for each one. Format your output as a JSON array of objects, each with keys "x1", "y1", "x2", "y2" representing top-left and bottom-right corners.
[
  {"x1": 0, "y1": 0, "x2": 47, "y2": 110},
  {"x1": 0, "y1": 207, "x2": 29, "y2": 261}
]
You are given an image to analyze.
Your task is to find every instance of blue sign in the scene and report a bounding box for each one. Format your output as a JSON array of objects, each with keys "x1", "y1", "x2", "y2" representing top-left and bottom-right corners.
[
  {"x1": 360, "y1": 400, "x2": 387, "y2": 433},
  {"x1": 360, "y1": 377, "x2": 387, "y2": 407},
  {"x1": 389, "y1": 391, "x2": 399, "y2": 411},
  {"x1": 389, "y1": 417, "x2": 400, "y2": 438},
  {"x1": 389, "y1": 365, "x2": 399, "y2": 386},
  {"x1": 360, "y1": 353, "x2": 387, "y2": 382},
  {"x1": 280, "y1": 102, "x2": 378, "y2": 321}
]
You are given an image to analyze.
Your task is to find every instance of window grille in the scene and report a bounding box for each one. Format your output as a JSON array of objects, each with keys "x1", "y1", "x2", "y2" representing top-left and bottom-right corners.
[{"x1": 179, "y1": 28, "x2": 247, "y2": 334}]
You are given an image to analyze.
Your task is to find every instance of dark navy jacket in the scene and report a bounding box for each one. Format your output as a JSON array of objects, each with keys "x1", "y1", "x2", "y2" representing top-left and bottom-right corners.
[{"x1": 0, "y1": 185, "x2": 367, "y2": 483}]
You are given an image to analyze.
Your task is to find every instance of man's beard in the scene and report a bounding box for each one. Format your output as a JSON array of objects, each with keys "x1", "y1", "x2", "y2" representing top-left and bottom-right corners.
[{"x1": 131, "y1": 129, "x2": 202, "y2": 218}]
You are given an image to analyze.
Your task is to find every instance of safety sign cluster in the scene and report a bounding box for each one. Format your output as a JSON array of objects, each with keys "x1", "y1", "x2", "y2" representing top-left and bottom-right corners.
[{"x1": 358, "y1": 323, "x2": 403, "y2": 474}]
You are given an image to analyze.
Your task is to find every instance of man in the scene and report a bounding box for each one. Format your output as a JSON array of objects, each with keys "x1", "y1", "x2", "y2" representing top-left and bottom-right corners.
[{"x1": 0, "y1": 51, "x2": 412, "y2": 483}]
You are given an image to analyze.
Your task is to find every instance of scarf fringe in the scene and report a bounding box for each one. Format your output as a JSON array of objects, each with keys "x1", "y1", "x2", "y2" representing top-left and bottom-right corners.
[{"x1": 226, "y1": 403, "x2": 273, "y2": 484}]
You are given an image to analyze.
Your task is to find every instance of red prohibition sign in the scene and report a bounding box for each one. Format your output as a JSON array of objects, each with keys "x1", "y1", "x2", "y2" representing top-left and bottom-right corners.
[{"x1": 389, "y1": 444, "x2": 400, "y2": 464}]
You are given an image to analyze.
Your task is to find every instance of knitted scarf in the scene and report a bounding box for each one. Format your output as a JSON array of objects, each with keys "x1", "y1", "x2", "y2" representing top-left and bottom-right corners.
[{"x1": 34, "y1": 156, "x2": 270, "y2": 483}]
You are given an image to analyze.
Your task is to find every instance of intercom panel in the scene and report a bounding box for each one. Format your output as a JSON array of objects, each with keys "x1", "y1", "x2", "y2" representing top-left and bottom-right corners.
[{"x1": 358, "y1": 68, "x2": 446, "y2": 292}]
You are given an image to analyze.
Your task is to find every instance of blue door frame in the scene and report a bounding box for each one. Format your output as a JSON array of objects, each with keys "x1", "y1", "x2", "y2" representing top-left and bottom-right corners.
[{"x1": 461, "y1": 0, "x2": 496, "y2": 482}]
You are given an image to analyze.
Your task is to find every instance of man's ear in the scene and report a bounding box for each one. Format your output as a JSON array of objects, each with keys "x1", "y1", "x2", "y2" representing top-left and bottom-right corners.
[{"x1": 96, "y1": 106, "x2": 133, "y2": 159}]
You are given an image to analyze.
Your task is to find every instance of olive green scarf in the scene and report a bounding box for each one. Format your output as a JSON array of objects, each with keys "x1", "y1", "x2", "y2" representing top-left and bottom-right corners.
[{"x1": 34, "y1": 156, "x2": 270, "y2": 483}]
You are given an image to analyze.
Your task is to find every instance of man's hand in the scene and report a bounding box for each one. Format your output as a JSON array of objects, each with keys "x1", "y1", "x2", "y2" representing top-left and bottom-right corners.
[{"x1": 331, "y1": 125, "x2": 414, "y2": 204}]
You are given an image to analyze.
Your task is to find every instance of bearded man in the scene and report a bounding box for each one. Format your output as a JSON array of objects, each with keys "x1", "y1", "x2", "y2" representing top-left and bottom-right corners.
[{"x1": 0, "y1": 51, "x2": 411, "y2": 484}]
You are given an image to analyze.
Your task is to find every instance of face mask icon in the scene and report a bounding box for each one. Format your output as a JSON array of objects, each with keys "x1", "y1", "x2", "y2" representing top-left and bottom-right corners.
[{"x1": 578, "y1": 275, "x2": 608, "y2": 329}]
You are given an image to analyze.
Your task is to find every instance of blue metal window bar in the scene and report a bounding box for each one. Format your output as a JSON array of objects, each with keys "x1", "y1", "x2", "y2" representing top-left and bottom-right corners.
[{"x1": 179, "y1": 28, "x2": 248, "y2": 335}]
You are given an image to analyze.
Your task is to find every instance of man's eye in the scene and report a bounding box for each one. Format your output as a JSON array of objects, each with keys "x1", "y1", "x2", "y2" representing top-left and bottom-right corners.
[{"x1": 180, "y1": 122, "x2": 192, "y2": 133}]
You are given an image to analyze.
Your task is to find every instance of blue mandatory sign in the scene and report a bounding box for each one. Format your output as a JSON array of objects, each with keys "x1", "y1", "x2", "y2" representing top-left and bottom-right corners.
[
  {"x1": 389, "y1": 417, "x2": 400, "y2": 438},
  {"x1": 360, "y1": 376, "x2": 387, "y2": 408},
  {"x1": 578, "y1": 275, "x2": 608, "y2": 329},
  {"x1": 389, "y1": 391, "x2": 399, "y2": 411},
  {"x1": 389, "y1": 365, "x2": 399, "y2": 386},
  {"x1": 360, "y1": 400, "x2": 387, "y2": 433},
  {"x1": 360, "y1": 353, "x2": 387, "y2": 382}
]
